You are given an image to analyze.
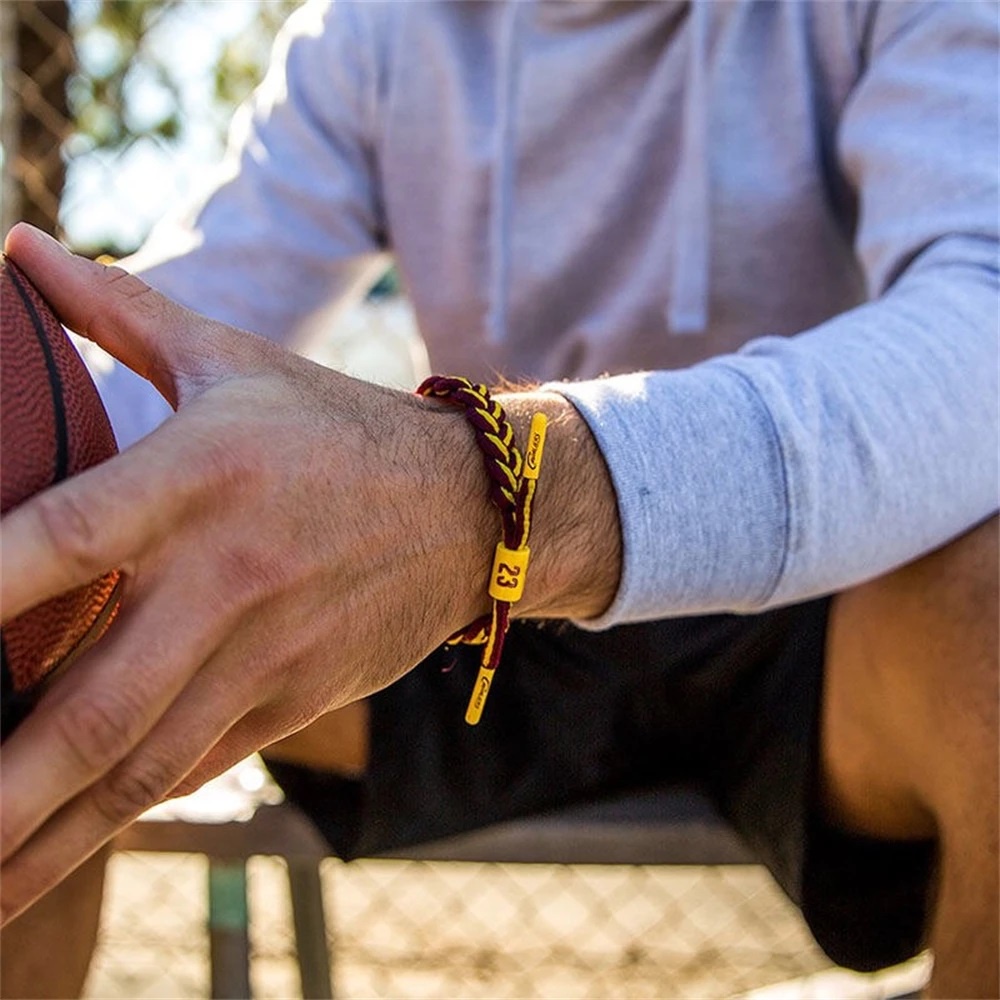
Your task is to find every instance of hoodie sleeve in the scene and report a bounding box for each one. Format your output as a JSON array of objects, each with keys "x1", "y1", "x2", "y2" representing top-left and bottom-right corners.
[
  {"x1": 556, "y1": 0, "x2": 999, "y2": 626},
  {"x1": 96, "y1": 0, "x2": 389, "y2": 446}
]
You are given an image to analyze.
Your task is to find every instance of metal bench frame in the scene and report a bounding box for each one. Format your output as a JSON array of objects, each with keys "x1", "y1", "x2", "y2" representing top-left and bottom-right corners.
[{"x1": 115, "y1": 787, "x2": 752, "y2": 999}]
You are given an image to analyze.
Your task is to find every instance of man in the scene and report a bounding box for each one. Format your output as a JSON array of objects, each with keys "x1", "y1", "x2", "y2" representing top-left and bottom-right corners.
[{"x1": 1, "y1": 1, "x2": 997, "y2": 996}]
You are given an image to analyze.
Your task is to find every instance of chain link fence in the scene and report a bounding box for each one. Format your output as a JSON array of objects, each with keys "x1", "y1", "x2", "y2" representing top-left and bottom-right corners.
[
  {"x1": 87, "y1": 849, "x2": 841, "y2": 999},
  {"x1": 82, "y1": 765, "x2": 846, "y2": 1000},
  {"x1": 2, "y1": 0, "x2": 299, "y2": 254},
  {"x1": 3, "y1": 5, "x2": 929, "y2": 998},
  {"x1": 1, "y1": 1, "x2": 74, "y2": 235}
]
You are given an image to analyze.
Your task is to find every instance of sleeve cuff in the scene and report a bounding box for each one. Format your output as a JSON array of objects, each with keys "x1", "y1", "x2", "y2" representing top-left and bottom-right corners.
[{"x1": 545, "y1": 365, "x2": 790, "y2": 629}]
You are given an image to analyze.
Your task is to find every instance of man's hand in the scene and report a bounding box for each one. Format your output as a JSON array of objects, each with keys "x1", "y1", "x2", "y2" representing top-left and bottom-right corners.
[{"x1": 0, "y1": 224, "x2": 620, "y2": 924}]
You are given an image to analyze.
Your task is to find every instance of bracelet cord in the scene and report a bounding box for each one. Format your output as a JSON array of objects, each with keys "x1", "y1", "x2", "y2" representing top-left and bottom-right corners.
[{"x1": 416, "y1": 375, "x2": 546, "y2": 725}]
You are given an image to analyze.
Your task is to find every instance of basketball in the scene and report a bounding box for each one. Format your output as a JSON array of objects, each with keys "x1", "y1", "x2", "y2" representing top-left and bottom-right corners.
[{"x1": 1, "y1": 255, "x2": 123, "y2": 738}]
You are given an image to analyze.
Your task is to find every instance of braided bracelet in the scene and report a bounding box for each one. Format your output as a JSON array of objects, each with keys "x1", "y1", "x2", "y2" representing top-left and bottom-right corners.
[{"x1": 417, "y1": 375, "x2": 548, "y2": 725}]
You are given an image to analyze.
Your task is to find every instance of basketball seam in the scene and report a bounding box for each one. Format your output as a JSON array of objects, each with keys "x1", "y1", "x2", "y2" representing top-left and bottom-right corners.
[{"x1": 6, "y1": 263, "x2": 70, "y2": 483}]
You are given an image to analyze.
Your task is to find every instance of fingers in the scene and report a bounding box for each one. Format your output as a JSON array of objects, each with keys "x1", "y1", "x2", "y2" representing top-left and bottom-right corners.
[
  {"x1": 0, "y1": 564, "x2": 234, "y2": 861},
  {"x1": 0, "y1": 669, "x2": 254, "y2": 925},
  {"x1": 0, "y1": 416, "x2": 213, "y2": 623},
  {"x1": 166, "y1": 707, "x2": 289, "y2": 800},
  {"x1": 4, "y1": 224, "x2": 219, "y2": 405}
]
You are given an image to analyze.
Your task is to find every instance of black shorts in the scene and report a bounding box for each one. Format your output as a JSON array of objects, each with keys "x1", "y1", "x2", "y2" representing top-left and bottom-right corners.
[{"x1": 268, "y1": 600, "x2": 936, "y2": 973}]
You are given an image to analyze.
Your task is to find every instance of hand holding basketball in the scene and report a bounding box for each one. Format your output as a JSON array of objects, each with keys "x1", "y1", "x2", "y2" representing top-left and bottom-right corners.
[
  {"x1": 0, "y1": 224, "x2": 499, "y2": 924},
  {"x1": 0, "y1": 224, "x2": 618, "y2": 927},
  {"x1": 1, "y1": 258, "x2": 123, "y2": 735}
]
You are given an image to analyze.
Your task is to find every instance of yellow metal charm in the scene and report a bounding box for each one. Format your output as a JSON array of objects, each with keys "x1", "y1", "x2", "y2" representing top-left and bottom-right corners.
[
  {"x1": 465, "y1": 665, "x2": 496, "y2": 725},
  {"x1": 523, "y1": 413, "x2": 548, "y2": 481},
  {"x1": 488, "y1": 543, "x2": 530, "y2": 602}
]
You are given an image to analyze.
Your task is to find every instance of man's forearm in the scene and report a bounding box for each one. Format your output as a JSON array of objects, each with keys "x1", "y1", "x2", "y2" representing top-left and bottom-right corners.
[{"x1": 0, "y1": 228, "x2": 630, "y2": 924}]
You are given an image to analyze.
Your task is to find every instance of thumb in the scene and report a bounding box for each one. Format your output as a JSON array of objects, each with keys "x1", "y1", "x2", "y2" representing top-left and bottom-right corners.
[{"x1": 4, "y1": 224, "x2": 222, "y2": 407}]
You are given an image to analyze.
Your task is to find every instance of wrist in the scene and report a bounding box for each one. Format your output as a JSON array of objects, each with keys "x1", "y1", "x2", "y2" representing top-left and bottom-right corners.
[
  {"x1": 494, "y1": 391, "x2": 622, "y2": 620},
  {"x1": 418, "y1": 385, "x2": 622, "y2": 633}
]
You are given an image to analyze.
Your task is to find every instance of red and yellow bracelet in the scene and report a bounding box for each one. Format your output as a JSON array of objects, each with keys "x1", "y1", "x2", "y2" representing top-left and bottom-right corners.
[{"x1": 417, "y1": 375, "x2": 548, "y2": 725}]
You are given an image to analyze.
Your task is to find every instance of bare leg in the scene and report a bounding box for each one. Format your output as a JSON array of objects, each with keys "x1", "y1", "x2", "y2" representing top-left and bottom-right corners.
[
  {"x1": 0, "y1": 843, "x2": 109, "y2": 999},
  {"x1": 264, "y1": 699, "x2": 369, "y2": 776},
  {"x1": 823, "y1": 516, "x2": 999, "y2": 998}
]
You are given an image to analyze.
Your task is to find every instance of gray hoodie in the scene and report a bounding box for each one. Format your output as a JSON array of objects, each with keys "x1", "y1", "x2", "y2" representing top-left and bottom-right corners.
[{"x1": 115, "y1": 0, "x2": 999, "y2": 625}]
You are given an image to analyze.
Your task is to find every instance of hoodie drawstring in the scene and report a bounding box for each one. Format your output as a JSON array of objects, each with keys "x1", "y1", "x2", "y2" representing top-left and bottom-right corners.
[
  {"x1": 486, "y1": 0, "x2": 524, "y2": 346},
  {"x1": 668, "y1": 1, "x2": 711, "y2": 335}
]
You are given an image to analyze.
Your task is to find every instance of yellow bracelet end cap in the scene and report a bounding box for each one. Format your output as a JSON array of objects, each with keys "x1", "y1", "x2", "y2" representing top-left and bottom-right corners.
[
  {"x1": 522, "y1": 413, "x2": 548, "y2": 481},
  {"x1": 465, "y1": 666, "x2": 496, "y2": 725}
]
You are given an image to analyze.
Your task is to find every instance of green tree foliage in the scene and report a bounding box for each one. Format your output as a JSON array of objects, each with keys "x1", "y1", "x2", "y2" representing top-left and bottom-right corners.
[
  {"x1": 69, "y1": 0, "x2": 302, "y2": 156},
  {"x1": 6, "y1": 1, "x2": 75, "y2": 233},
  {"x1": 213, "y1": 1, "x2": 303, "y2": 108},
  {"x1": 70, "y1": 0, "x2": 180, "y2": 154}
]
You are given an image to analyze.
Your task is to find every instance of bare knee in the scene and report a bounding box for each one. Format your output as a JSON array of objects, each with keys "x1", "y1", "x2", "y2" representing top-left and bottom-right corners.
[
  {"x1": 881, "y1": 515, "x2": 998, "y2": 665},
  {"x1": 821, "y1": 515, "x2": 998, "y2": 839},
  {"x1": 864, "y1": 516, "x2": 998, "y2": 819}
]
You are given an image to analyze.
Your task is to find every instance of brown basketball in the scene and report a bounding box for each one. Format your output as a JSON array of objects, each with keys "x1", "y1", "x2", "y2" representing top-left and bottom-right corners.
[{"x1": 1, "y1": 255, "x2": 122, "y2": 738}]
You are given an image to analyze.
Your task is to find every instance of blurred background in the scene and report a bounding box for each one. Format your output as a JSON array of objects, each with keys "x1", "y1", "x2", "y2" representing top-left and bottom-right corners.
[
  {"x1": 1, "y1": 4, "x2": 929, "y2": 998},
  {"x1": 3, "y1": 0, "x2": 300, "y2": 256}
]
